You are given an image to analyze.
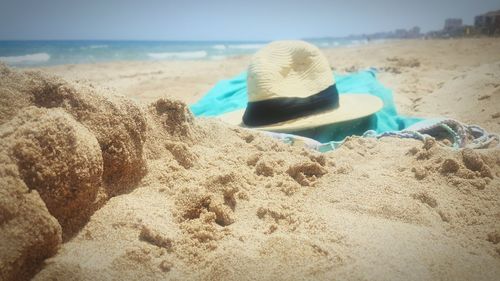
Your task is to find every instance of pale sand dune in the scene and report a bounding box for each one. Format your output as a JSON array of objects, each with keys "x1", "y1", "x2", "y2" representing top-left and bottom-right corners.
[{"x1": 0, "y1": 38, "x2": 499, "y2": 281}]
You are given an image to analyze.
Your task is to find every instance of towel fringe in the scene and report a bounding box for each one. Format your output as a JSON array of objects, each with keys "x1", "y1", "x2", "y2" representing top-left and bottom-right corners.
[{"x1": 263, "y1": 119, "x2": 499, "y2": 152}]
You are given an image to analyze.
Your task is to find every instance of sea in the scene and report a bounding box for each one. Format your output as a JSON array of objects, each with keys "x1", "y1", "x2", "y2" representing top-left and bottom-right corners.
[{"x1": 0, "y1": 39, "x2": 370, "y2": 67}]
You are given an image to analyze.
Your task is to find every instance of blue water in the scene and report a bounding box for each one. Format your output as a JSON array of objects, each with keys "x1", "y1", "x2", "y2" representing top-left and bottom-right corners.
[{"x1": 0, "y1": 39, "x2": 368, "y2": 67}]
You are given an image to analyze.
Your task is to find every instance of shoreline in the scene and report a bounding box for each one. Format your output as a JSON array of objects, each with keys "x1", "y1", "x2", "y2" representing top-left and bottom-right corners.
[
  {"x1": 1, "y1": 38, "x2": 395, "y2": 68},
  {"x1": 29, "y1": 37, "x2": 500, "y2": 132}
]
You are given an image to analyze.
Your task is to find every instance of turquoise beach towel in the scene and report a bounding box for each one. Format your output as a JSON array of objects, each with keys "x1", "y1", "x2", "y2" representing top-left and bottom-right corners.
[{"x1": 190, "y1": 69, "x2": 423, "y2": 142}]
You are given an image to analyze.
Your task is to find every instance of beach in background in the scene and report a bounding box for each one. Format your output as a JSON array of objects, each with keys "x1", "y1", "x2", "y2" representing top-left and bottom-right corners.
[
  {"x1": 30, "y1": 38, "x2": 500, "y2": 132},
  {"x1": 2, "y1": 0, "x2": 500, "y2": 279},
  {"x1": 1, "y1": 37, "x2": 500, "y2": 280}
]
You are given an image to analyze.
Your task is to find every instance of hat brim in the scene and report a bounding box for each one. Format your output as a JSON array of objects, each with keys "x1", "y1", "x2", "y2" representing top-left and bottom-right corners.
[{"x1": 218, "y1": 94, "x2": 383, "y2": 133}]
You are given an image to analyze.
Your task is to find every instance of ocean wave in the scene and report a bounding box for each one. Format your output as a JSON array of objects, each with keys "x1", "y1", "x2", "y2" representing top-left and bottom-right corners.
[
  {"x1": 147, "y1": 51, "x2": 208, "y2": 60},
  {"x1": 80, "y1": 44, "x2": 109, "y2": 50},
  {"x1": 318, "y1": 42, "x2": 340, "y2": 47},
  {"x1": 212, "y1": 44, "x2": 226, "y2": 50},
  {"x1": 0, "y1": 53, "x2": 50, "y2": 64},
  {"x1": 90, "y1": 44, "x2": 109, "y2": 49},
  {"x1": 227, "y1": 44, "x2": 265, "y2": 50}
]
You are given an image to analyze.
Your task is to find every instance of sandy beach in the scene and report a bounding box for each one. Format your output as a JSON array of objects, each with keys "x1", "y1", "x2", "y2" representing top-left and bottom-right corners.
[
  {"x1": 1, "y1": 38, "x2": 500, "y2": 280},
  {"x1": 39, "y1": 38, "x2": 500, "y2": 132}
]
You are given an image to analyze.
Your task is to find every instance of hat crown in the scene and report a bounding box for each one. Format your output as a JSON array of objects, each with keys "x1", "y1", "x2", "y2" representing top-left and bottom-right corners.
[{"x1": 247, "y1": 40, "x2": 334, "y2": 102}]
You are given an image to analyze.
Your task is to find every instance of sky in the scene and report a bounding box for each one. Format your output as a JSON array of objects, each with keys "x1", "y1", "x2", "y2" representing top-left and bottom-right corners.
[{"x1": 0, "y1": 0, "x2": 499, "y2": 41}]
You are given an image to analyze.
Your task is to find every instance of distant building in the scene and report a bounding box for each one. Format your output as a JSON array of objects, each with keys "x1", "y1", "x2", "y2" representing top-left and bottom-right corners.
[
  {"x1": 444, "y1": 18, "x2": 463, "y2": 32},
  {"x1": 408, "y1": 26, "x2": 421, "y2": 37},
  {"x1": 475, "y1": 10, "x2": 500, "y2": 35},
  {"x1": 389, "y1": 27, "x2": 421, "y2": 39},
  {"x1": 394, "y1": 29, "x2": 407, "y2": 38}
]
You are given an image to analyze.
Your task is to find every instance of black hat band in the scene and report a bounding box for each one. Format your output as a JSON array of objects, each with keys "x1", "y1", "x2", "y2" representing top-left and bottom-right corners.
[{"x1": 242, "y1": 84, "x2": 340, "y2": 127}]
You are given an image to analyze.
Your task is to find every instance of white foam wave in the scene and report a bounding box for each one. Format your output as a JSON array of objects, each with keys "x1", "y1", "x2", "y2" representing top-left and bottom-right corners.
[
  {"x1": 227, "y1": 44, "x2": 265, "y2": 50},
  {"x1": 80, "y1": 44, "x2": 109, "y2": 50},
  {"x1": 147, "y1": 51, "x2": 208, "y2": 60},
  {"x1": 89, "y1": 44, "x2": 108, "y2": 49},
  {"x1": 212, "y1": 44, "x2": 226, "y2": 50},
  {"x1": 0, "y1": 53, "x2": 50, "y2": 64}
]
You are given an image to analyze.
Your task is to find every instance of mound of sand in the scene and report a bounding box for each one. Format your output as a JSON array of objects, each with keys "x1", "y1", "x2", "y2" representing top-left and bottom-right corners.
[
  {"x1": 0, "y1": 63, "x2": 148, "y2": 279},
  {"x1": 5, "y1": 107, "x2": 103, "y2": 236},
  {"x1": 1, "y1": 63, "x2": 499, "y2": 281},
  {"x1": 0, "y1": 152, "x2": 61, "y2": 281},
  {"x1": 0, "y1": 65, "x2": 147, "y2": 195}
]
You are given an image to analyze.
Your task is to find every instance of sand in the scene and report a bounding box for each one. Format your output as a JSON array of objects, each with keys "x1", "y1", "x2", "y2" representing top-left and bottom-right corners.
[{"x1": 0, "y1": 38, "x2": 499, "y2": 281}]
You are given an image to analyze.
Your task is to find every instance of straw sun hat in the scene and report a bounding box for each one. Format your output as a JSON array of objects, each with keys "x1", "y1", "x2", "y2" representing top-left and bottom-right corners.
[{"x1": 220, "y1": 40, "x2": 383, "y2": 132}]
